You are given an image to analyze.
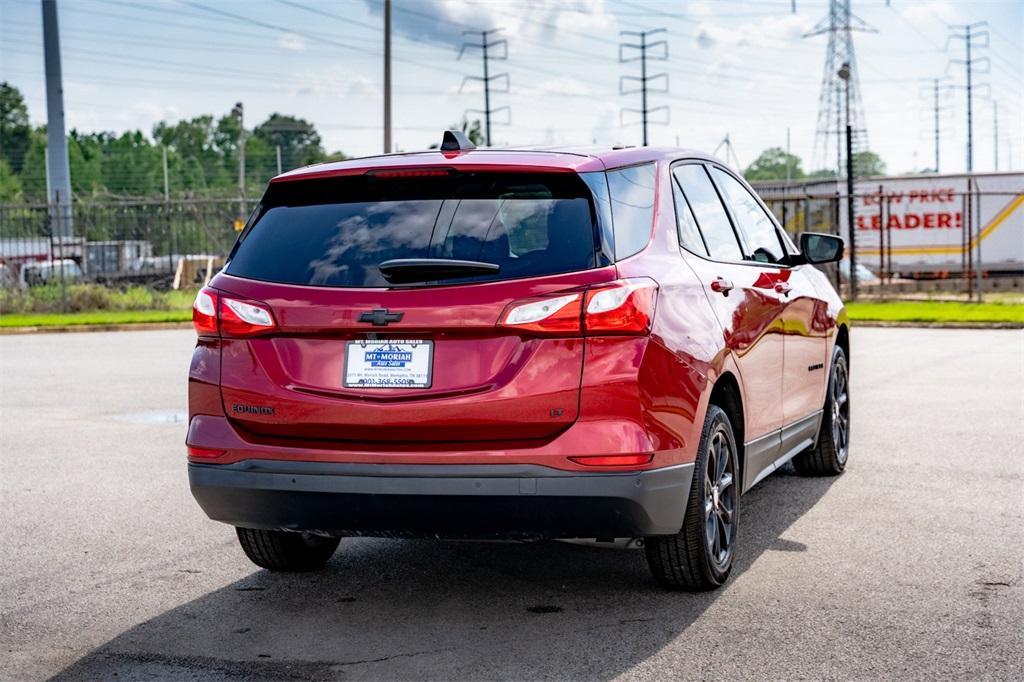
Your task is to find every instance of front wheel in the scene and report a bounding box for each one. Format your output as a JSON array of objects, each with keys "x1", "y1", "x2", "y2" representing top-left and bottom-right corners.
[
  {"x1": 794, "y1": 344, "x2": 850, "y2": 476},
  {"x1": 236, "y1": 527, "x2": 340, "y2": 572},
  {"x1": 645, "y1": 404, "x2": 739, "y2": 591}
]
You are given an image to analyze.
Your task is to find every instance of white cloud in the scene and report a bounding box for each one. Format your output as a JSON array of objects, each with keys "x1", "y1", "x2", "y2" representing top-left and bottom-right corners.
[
  {"x1": 370, "y1": 0, "x2": 617, "y2": 47},
  {"x1": 277, "y1": 33, "x2": 306, "y2": 52},
  {"x1": 899, "y1": 1, "x2": 960, "y2": 24}
]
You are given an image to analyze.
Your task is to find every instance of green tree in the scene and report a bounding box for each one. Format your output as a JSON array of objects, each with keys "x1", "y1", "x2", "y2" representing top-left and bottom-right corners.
[
  {"x1": 67, "y1": 130, "x2": 103, "y2": 195},
  {"x1": 458, "y1": 118, "x2": 484, "y2": 146},
  {"x1": 18, "y1": 127, "x2": 49, "y2": 200},
  {"x1": 853, "y1": 150, "x2": 886, "y2": 177},
  {"x1": 252, "y1": 113, "x2": 324, "y2": 173},
  {"x1": 743, "y1": 147, "x2": 805, "y2": 182},
  {"x1": 0, "y1": 82, "x2": 32, "y2": 175},
  {"x1": 807, "y1": 168, "x2": 838, "y2": 179},
  {"x1": 0, "y1": 158, "x2": 23, "y2": 201},
  {"x1": 153, "y1": 115, "x2": 229, "y2": 191}
]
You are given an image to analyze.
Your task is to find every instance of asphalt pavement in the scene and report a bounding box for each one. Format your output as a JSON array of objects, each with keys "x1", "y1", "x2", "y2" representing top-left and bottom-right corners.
[{"x1": 1, "y1": 327, "x2": 1022, "y2": 680}]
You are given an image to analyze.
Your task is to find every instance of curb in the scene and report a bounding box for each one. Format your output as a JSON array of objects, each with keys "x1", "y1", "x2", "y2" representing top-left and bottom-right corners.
[
  {"x1": 0, "y1": 321, "x2": 193, "y2": 335},
  {"x1": 852, "y1": 321, "x2": 1023, "y2": 330}
]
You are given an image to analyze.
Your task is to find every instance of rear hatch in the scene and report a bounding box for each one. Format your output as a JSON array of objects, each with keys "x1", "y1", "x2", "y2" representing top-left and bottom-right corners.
[{"x1": 213, "y1": 168, "x2": 615, "y2": 444}]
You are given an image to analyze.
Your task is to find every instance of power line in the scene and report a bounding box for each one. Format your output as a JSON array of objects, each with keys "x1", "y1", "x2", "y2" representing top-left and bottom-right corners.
[{"x1": 619, "y1": 28, "x2": 668, "y2": 147}]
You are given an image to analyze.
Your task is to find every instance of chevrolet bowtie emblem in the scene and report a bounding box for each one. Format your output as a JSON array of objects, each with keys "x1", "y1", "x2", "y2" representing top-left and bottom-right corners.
[{"x1": 358, "y1": 308, "x2": 404, "y2": 326}]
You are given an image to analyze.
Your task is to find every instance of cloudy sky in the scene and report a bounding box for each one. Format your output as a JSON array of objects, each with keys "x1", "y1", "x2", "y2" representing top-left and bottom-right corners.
[{"x1": 2, "y1": 0, "x2": 1021, "y2": 175}]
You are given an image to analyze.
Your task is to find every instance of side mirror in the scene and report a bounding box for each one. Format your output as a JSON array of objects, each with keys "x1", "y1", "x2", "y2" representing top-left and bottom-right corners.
[{"x1": 799, "y1": 232, "x2": 844, "y2": 264}]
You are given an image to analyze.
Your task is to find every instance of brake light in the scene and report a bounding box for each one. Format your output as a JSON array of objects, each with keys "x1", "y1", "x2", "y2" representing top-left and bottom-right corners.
[
  {"x1": 366, "y1": 168, "x2": 455, "y2": 178},
  {"x1": 584, "y1": 278, "x2": 658, "y2": 335},
  {"x1": 220, "y1": 297, "x2": 276, "y2": 337},
  {"x1": 192, "y1": 287, "x2": 218, "y2": 336},
  {"x1": 569, "y1": 454, "x2": 654, "y2": 467},
  {"x1": 192, "y1": 287, "x2": 277, "y2": 338},
  {"x1": 499, "y1": 293, "x2": 582, "y2": 334}
]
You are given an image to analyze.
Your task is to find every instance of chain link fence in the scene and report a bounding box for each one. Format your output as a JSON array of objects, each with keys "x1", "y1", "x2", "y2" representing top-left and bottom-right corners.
[
  {"x1": 755, "y1": 176, "x2": 1024, "y2": 301},
  {"x1": 1, "y1": 198, "x2": 242, "y2": 295},
  {"x1": 2, "y1": 176, "x2": 1021, "y2": 313}
]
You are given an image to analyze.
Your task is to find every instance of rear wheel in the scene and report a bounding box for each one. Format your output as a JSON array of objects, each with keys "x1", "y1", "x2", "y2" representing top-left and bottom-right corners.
[
  {"x1": 235, "y1": 527, "x2": 340, "y2": 572},
  {"x1": 646, "y1": 404, "x2": 739, "y2": 591},
  {"x1": 794, "y1": 344, "x2": 849, "y2": 476}
]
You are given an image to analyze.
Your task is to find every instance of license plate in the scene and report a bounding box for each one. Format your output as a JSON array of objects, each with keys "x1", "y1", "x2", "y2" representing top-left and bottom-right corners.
[{"x1": 344, "y1": 339, "x2": 433, "y2": 389}]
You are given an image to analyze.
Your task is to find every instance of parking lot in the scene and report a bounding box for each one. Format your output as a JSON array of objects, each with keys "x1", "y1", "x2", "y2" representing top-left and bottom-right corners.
[{"x1": 1, "y1": 327, "x2": 1021, "y2": 680}]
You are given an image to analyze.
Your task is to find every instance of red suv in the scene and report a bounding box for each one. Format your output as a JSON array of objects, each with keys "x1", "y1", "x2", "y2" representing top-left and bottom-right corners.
[{"x1": 188, "y1": 132, "x2": 849, "y2": 590}]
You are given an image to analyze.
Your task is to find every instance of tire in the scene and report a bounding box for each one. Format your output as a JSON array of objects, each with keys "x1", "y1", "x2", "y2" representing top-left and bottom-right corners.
[
  {"x1": 645, "y1": 404, "x2": 739, "y2": 591},
  {"x1": 235, "y1": 527, "x2": 340, "y2": 572},
  {"x1": 794, "y1": 344, "x2": 850, "y2": 476}
]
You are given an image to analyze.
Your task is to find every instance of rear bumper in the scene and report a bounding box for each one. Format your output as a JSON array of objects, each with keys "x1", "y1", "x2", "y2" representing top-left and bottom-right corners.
[{"x1": 189, "y1": 460, "x2": 693, "y2": 539}]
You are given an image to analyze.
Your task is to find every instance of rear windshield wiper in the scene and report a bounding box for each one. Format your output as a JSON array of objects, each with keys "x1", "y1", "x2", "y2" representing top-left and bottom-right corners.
[{"x1": 378, "y1": 258, "x2": 501, "y2": 284}]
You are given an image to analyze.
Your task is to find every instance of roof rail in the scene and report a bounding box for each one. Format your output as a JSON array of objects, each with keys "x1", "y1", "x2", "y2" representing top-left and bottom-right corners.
[{"x1": 440, "y1": 129, "x2": 477, "y2": 152}]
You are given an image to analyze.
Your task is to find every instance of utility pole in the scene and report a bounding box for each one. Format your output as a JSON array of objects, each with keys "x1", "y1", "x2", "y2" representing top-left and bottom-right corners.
[
  {"x1": 919, "y1": 77, "x2": 951, "y2": 173},
  {"x1": 992, "y1": 100, "x2": 999, "y2": 171},
  {"x1": 41, "y1": 0, "x2": 72, "y2": 241},
  {"x1": 459, "y1": 29, "x2": 508, "y2": 147},
  {"x1": 232, "y1": 102, "x2": 245, "y2": 218},
  {"x1": 619, "y1": 28, "x2": 668, "y2": 147},
  {"x1": 948, "y1": 22, "x2": 989, "y2": 173},
  {"x1": 383, "y1": 0, "x2": 392, "y2": 153},
  {"x1": 839, "y1": 62, "x2": 858, "y2": 301}
]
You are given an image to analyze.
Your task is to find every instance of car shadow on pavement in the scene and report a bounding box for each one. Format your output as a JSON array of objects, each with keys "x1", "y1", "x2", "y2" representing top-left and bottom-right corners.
[{"x1": 54, "y1": 466, "x2": 838, "y2": 681}]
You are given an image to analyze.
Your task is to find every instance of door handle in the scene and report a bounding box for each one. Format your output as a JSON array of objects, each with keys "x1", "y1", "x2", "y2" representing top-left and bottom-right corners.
[
  {"x1": 710, "y1": 277, "x2": 734, "y2": 296},
  {"x1": 774, "y1": 281, "x2": 792, "y2": 296}
]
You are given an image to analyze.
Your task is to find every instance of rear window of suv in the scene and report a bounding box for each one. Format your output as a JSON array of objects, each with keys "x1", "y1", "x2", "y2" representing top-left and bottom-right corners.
[{"x1": 226, "y1": 171, "x2": 600, "y2": 287}]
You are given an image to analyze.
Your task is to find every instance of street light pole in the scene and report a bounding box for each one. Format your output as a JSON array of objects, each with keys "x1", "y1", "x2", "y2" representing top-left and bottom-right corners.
[{"x1": 839, "y1": 62, "x2": 857, "y2": 301}]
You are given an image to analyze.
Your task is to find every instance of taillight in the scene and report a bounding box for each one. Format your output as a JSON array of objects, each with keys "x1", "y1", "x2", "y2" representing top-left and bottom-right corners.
[
  {"x1": 584, "y1": 278, "x2": 658, "y2": 335},
  {"x1": 220, "y1": 297, "x2": 276, "y2": 337},
  {"x1": 498, "y1": 279, "x2": 658, "y2": 336},
  {"x1": 192, "y1": 287, "x2": 218, "y2": 336},
  {"x1": 499, "y1": 293, "x2": 582, "y2": 334},
  {"x1": 191, "y1": 287, "x2": 276, "y2": 338}
]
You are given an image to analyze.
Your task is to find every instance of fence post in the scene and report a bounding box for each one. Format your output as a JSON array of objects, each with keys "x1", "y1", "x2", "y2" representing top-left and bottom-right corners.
[
  {"x1": 885, "y1": 194, "x2": 893, "y2": 286},
  {"x1": 832, "y1": 192, "x2": 841, "y2": 294},
  {"x1": 877, "y1": 184, "x2": 884, "y2": 294},
  {"x1": 973, "y1": 177, "x2": 982, "y2": 302},
  {"x1": 52, "y1": 190, "x2": 68, "y2": 313}
]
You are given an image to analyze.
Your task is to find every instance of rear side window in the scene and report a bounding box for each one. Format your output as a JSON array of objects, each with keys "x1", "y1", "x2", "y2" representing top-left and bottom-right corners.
[
  {"x1": 672, "y1": 164, "x2": 743, "y2": 262},
  {"x1": 607, "y1": 163, "x2": 655, "y2": 260},
  {"x1": 227, "y1": 172, "x2": 598, "y2": 287},
  {"x1": 672, "y1": 180, "x2": 708, "y2": 256},
  {"x1": 711, "y1": 167, "x2": 787, "y2": 264}
]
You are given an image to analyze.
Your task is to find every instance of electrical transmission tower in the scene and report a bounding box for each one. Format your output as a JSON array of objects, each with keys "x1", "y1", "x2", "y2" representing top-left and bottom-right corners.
[
  {"x1": 804, "y1": 0, "x2": 875, "y2": 177},
  {"x1": 619, "y1": 28, "x2": 669, "y2": 147},
  {"x1": 459, "y1": 29, "x2": 509, "y2": 147},
  {"x1": 714, "y1": 133, "x2": 742, "y2": 170},
  {"x1": 947, "y1": 22, "x2": 989, "y2": 173}
]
